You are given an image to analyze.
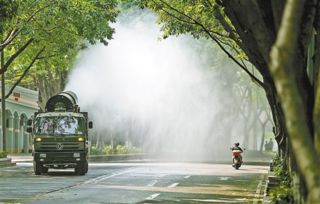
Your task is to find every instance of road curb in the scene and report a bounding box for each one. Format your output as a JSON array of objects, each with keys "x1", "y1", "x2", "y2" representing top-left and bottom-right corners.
[
  {"x1": 253, "y1": 174, "x2": 268, "y2": 204},
  {"x1": 88, "y1": 153, "x2": 149, "y2": 162},
  {"x1": 6, "y1": 153, "x2": 272, "y2": 166},
  {"x1": 0, "y1": 157, "x2": 16, "y2": 168},
  {"x1": 262, "y1": 163, "x2": 275, "y2": 204}
]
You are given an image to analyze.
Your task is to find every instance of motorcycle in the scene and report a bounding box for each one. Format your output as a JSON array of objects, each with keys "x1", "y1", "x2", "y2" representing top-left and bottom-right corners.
[{"x1": 231, "y1": 149, "x2": 244, "y2": 170}]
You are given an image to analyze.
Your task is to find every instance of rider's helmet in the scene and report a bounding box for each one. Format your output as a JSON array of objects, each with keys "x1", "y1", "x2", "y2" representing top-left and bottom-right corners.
[{"x1": 234, "y1": 142, "x2": 240, "y2": 146}]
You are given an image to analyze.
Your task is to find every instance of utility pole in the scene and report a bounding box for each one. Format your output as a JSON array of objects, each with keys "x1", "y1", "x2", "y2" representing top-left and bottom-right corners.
[{"x1": 1, "y1": 50, "x2": 6, "y2": 151}]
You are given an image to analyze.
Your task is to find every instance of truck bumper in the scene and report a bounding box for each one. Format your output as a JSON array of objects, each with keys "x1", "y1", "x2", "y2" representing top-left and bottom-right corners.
[{"x1": 33, "y1": 152, "x2": 87, "y2": 169}]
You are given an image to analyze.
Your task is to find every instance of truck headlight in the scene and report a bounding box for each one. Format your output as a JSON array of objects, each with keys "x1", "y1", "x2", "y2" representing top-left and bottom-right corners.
[
  {"x1": 35, "y1": 137, "x2": 42, "y2": 142},
  {"x1": 40, "y1": 153, "x2": 46, "y2": 158},
  {"x1": 78, "y1": 137, "x2": 84, "y2": 142},
  {"x1": 73, "y1": 153, "x2": 80, "y2": 158}
]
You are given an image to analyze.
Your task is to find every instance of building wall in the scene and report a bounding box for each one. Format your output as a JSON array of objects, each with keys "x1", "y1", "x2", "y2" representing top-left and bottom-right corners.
[{"x1": 0, "y1": 86, "x2": 39, "y2": 153}]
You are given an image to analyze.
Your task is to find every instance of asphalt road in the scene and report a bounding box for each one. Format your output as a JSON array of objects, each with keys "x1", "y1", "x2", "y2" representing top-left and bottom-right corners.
[{"x1": 0, "y1": 162, "x2": 268, "y2": 204}]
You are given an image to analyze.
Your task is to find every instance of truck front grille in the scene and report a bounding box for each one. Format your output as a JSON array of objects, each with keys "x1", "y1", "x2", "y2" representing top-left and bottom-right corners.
[{"x1": 38, "y1": 142, "x2": 83, "y2": 152}]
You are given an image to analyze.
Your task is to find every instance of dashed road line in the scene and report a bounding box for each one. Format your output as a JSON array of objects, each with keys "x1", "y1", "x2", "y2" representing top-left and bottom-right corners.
[
  {"x1": 168, "y1": 182, "x2": 179, "y2": 188},
  {"x1": 145, "y1": 193, "x2": 160, "y2": 200},
  {"x1": 219, "y1": 177, "x2": 230, "y2": 181},
  {"x1": 84, "y1": 168, "x2": 134, "y2": 184},
  {"x1": 147, "y1": 180, "x2": 158, "y2": 187}
]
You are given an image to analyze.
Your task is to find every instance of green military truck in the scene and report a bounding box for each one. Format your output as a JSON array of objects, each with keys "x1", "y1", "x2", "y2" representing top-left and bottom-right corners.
[{"x1": 27, "y1": 91, "x2": 92, "y2": 175}]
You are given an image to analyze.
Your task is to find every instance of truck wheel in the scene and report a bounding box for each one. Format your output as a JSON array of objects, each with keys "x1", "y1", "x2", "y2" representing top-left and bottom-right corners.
[
  {"x1": 75, "y1": 163, "x2": 86, "y2": 175},
  {"x1": 84, "y1": 161, "x2": 88, "y2": 173},
  {"x1": 42, "y1": 167, "x2": 48, "y2": 173},
  {"x1": 33, "y1": 161, "x2": 42, "y2": 175}
]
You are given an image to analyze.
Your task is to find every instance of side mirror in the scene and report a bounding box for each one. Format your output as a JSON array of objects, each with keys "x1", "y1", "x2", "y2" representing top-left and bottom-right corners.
[
  {"x1": 27, "y1": 127, "x2": 33, "y2": 133},
  {"x1": 88, "y1": 121, "x2": 93, "y2": 129}
]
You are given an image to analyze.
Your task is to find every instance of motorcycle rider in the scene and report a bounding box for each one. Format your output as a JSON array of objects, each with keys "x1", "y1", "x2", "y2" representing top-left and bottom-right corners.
[{"x1": 231, "y1": 142, "x2": 243, "y2": 165}]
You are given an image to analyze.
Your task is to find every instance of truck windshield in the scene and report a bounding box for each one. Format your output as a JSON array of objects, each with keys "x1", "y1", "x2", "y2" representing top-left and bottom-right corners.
[{"x1": 34, "y1": 116, "x2": 85, "y2": 135}]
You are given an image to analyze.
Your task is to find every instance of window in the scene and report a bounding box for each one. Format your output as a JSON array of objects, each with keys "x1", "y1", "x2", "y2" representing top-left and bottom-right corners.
[{"x1": 34, "y1": 116, "x2": 85, "y2": 136}]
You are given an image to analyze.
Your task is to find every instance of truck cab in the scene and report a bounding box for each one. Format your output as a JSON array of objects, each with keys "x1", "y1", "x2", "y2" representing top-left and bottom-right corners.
[{"x1": 28, "y1": 91, "x2": 92, "y2": 175}]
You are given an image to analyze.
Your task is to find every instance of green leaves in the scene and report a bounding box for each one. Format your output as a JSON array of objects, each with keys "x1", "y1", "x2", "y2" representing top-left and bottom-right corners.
[
  {"x1": 1, "y1": 0, "x2": 119, "y2": 97},
  {"x1": 0, "y1": 151, "x2": 7, "y2": 158},
  {"x1": 141, "y1": 0, "x2": 221, "y2": 39}
]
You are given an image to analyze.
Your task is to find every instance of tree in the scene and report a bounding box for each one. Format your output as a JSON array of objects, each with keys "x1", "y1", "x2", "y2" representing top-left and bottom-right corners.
[
  {"x1": 269, "y1": 0, "x2": 320, "y2": 202},
  {"x1": 0, "y1": 0, "x2": 119, "y2": 152},
  {"x1": 127, "y1": 0, "x2": 320, "y2": 202},
  {"x1": 1, "y1": 0, "x2": 119, "y2": 105},
  {"x1": 6, "y1": 46, "x2": 79, "y2": 109}
]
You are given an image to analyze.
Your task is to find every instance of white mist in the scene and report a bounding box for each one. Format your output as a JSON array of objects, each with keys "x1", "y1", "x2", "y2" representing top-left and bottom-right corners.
[{"x1": 66, "y1": 12, "x2": 241, "y2": 161}]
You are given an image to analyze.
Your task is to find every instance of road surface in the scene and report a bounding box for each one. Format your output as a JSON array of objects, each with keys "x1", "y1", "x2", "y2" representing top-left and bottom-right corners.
[{"x1": 0, "y1": 162, "x2": 268, "y2": 203}]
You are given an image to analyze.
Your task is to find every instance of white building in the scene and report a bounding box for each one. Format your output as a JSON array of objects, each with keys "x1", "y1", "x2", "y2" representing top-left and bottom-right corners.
[{"x1": 0, "y1": 86, "x2": 39, "y2": 153}]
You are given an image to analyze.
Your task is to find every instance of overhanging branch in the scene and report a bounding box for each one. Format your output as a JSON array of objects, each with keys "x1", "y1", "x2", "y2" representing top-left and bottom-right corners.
[
  {"x1": 160, "y1": 6, "x2": 230, "y2": 39},
  {"x1": 0, "y1": 38, "x2": 34, "y2": 74},
  {"x1": 0, "y1": 47, "x2": 45, "y2": 102},
  {"x1": 0, "y1": 5, "x2": 48, "y2": 51},
  {"x1": 0, "y1": 29, "x2": 18, "y2": 51},
  {"x1": 155, "y1": 0, "x2": 265, "y2": 88}
]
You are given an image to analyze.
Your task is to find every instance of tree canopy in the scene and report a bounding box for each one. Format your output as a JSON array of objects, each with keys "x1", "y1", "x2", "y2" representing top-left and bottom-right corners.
[{"x1": 0, "y1": 0, "x2": 119, "y2": 107}]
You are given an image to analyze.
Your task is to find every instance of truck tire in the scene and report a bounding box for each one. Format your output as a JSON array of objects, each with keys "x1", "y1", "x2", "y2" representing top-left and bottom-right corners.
[
  {"x1": 84, "y1": 161, "x2": 88, "y2": 173},
  {"x1": 75, "y1": 162, "x2": 86, "y2": 175},
  {"x1": 42, "y1": 167, "x2": 48, "y2": 173},
  {"x1": 33, "y1": 161, "x2": 42, "y2": 175}
]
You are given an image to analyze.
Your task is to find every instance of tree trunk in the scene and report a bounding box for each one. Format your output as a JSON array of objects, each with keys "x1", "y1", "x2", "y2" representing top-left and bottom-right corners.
[
  {"x1": 251, "y1": 122, "x2": 257, "y2": 150},
  {"x1": 35, "y1": 67, "x2": 67, "y2": 110},
  {"x1": 264, "y1": 81, "x2": 288, "y2": 157},
  {"x1": 269, "y1": 0, "x2": 320, "y2": 202},
  {"x1": 220, "y1": 0, "x2": 288, "y2": 158},
  {"x1": 259, "y1": 121, "x2": 267, "y2": 152},
  {"x1": 313, "y1": 1, "x2": 320, "y2": 156}
]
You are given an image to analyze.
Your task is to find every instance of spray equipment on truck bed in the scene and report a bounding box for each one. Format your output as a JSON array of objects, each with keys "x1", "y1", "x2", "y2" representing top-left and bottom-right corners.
[{"x1": 45, "y1": 91, "x2": 80, "y2": 112}]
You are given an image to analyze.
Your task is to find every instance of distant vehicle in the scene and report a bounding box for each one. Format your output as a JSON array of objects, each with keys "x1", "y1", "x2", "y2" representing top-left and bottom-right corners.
[
  {"x1": 27, "y1": 91, "x2": 93, "y2": 175},
  {"x1": 231, "y1": 149, "x2": 244, "y2": 170}
]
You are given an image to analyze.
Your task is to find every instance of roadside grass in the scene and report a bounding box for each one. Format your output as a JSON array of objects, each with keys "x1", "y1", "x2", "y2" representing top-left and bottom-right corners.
[
  {"x1": 90, "y1": 145, "x2": 142, "y2": 155},
  {"x1": 0, "y1": 151, "x2": 7, "y2": 158}
]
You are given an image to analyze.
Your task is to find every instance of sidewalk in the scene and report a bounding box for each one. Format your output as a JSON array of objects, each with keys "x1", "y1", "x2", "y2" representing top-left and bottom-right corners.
[
  {"x1": 8, "y1": 153, "x2": 33, "y2": 163},
  {"x1": 0, "y1": 154, "x2": 30, "y2": 167},
  {"x1": 0, "y1": 157, "x2": 16, "y2": 167}
]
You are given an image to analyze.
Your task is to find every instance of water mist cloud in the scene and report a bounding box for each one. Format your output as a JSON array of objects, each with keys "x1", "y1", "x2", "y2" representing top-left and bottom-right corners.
[{"x1": 66, "y1": 12, "x2": 240, "y2": 161}]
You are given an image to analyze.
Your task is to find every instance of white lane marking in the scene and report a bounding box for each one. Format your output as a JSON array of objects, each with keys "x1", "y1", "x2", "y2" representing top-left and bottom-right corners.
[
  {"x1": 186, "y1": 198, "x2": 247, "y2": 203},
  {"x1": 219, "y1": 177, "x2": 230, "y2": 181},
  {"x1": 253, "y1": 175, "x2": 265, "y2": 204},
  {"x1": 184, "y1": 175, "x2": 190, "y2": 179},
  {"x1": 168, "y1": 182, "x2": 179, "y2": 188},
  {"x1": 84, "y1": 168, "x2": 134, "y2": 184},
  {"x1": 147, "y1": 180, "x2": 158, "y2": 187},
  {"x1": 145, "y1": 193, "x2": 160, "y2": 200}
]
